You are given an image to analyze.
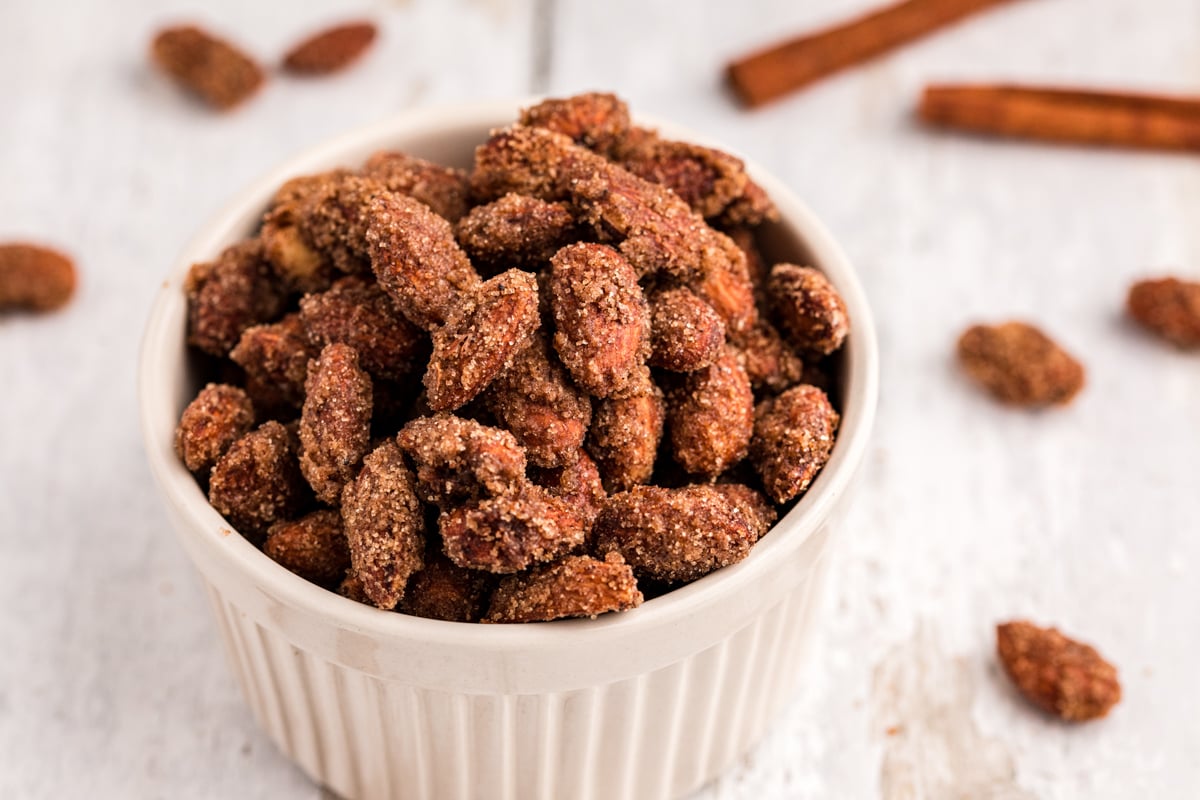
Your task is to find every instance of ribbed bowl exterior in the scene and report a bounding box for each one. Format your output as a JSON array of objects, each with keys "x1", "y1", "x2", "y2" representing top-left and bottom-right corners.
[{"x1": 199, "y1": 530, "x2": 831, "y2": 800}]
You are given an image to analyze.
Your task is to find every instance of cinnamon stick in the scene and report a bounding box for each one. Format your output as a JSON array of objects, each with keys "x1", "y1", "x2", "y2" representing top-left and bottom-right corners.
[
  {"x1": 919, "y1": 85, "x2": 1200, "y2": 152},
  {"x1": 726, "y1": 0, "x2": 1022, "y2": 108}
]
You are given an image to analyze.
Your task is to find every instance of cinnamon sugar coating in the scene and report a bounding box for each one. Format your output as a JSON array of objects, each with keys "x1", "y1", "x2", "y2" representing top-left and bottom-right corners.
[
  {"x1": 440, "y1": 486, "x2": 587, "y2": 574},
  {"x1": 617, "y1": 133, "x2": 748, "y2": 220},
  {"x1": 730, "y1": 321, "x2": 805, "y2": 392},
  {"x1": 150, "y1": 25, "x2": 264, "y2": 110},
  {"x1": 485, "y1": 552, "x2": 642, "y2": 623},
  {"x1": 531, "y1": 452, "x2": 608, "y2": 533},
  {"x1": 362, "y1": 150, "x2": 471, "y2": 223},
  {"x1": 230, "y1": 313, "x2": 317, "y2": 412},
  {"x1": 366, "y1": 191, "x2": 481, "y2": 330},
  {"x1": 296, "y1": 174, "x2": 389, "y2": 276},
  {"x1": 299, "y1": 275, "x2": 427, "y2": 381},
  {"x1": 587, "y1": 365, "x2": 664, "y2": 492},
  {"x1": 957, "y1": 322, "x2": 1085, "y2": 407},
  {"x1": 486, "y1": 333, "x2": 591, "y2": 468},
  {"x1": 395, "y1": 414, "x2": 527, "y2": 507},
  {"x1": 469, "y1": 126, "x2": 571, "y2": 203},
  {"x1": 769, "y1": 264, "x2": 850, "y2": 356},
  {"x1": 0, "y1": 243, "x2": 76, "y2": 312},
  {"x1": 714, "y1": 177, "x2": 779, "y2": 228},
  {"x1": 519, "y1": 92, "x2": 631, "y2": 156},
  {"x1": 264, "y1": 509, "x2": 351, "y2": 587},
  {"x1": 1127, "y1": 276, "x2": 1200, "y2": 348},
  {"x1": 550, "y1": 243, "x2": 650, "y2": 397},
  {"x1": 185, "y1": 239, "x2": 285, "y2": 356},
  {"x1": 397, "y1": 554, "x2": 493, "y2": 622},
  {"x1": 997, "y1": 620, "x2": 1121, "y2": 722},
  {"x1": 593, "y1": 485, "x2": 756, "y2": 583},
  {"x1": 341, "y1": 441, "x2": 425, "y2": 609},
  {"x1": 647, "y1": 287, "x2": 725, "y2": 372},
  {"x1": 711, "y1": 483, "x2": 777, "y2": 541},
  {"x1": 667, "y1": 347, "x2": 754, "y2": 477},
  {"x1": 175, "y1": 383, "x2": 255, "y2": 474},
  {"x1": 455, "y1": 193, "x2": 577, "y2": 272},
  {"x1": 260, "y1": 171, "x2": 347, "y2": 294},
  {"x1": 688, "y1": 247, "x2": 759, "y2": 335},
  {"x1": 299, "y1": 343, "x2": 374, "y2": 504},
  {"x1": 425, "y1": 269, "x2": 541, "y2": 411},
  {"x1": 751, "y1": 384, "x2": 839, "y2": 504},
  {"x1": 209, "y1": 421, "x2": 307, "y2": 540},
  {"x1": 473, "y1": 126, "x2": 749, "y2": 284},
  {"x1": 724, "y1": 226, "x2": 770, "y2": 309}
]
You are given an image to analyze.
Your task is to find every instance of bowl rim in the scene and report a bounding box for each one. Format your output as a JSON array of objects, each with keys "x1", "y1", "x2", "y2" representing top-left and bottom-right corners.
[{"x1": 138, "y1": 99, "x2": 879, "y2": 653}]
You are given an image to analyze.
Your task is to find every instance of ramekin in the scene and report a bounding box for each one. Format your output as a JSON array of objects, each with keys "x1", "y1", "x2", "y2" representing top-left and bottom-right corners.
[{"x1": 139, "y1": 101, "x2": 879, "y2": 800}]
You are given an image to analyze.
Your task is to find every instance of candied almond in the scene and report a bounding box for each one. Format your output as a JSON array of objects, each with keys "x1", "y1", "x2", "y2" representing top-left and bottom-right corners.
[
  {"x1": 688, "y1": 249, "x2": 759, "y2": 335},
  {"x1": 362, "y1": 151, "x2": 471, "y2": 223},
  {"x1": 264, "y1": 509, "x2": 351, "y2": 587},
  {"x1": 440, "y1": 486, "x2": 587, "y2": 574},
  {"x1": 395, "y1": 414, "x2": 527, "y2": 507},
  {"x1": 230, "y1": 313, "x2": 316, "y2": 412},
  {"x1": 1127, "y1": 276, "x2": 1200, "y2": 348},
  {"x1": 298, "y1": 343, "x2": 374, "y2": 504},
  {"x1": 549, "y1": 242, "x2": 650, "y2": 397},
  {"x1": 209, "y1": 421, "x2": 307, "y2": 541},
  {"x1": 667, "y1": 346, "x2": 755, "y2": 478},
  {"x1": 341, "y1": 441, "x2": 425, "y2": 609},
  {"x1": 0, "y1": 243, "x2": 76, "y2": 312},
  {"x1": 260, "y1": 171, "x2": 346, "y2": 294},
  {"x1": 150, "y1": 25, "x2": 264, "y2": 110},
  {"x1": 730, "y1": 321, "x2": 805, "y2": 393},
  {"x1": 455, "y1": 193, "x2": 576, "y2": 272},
  {"x1": 769, "y1": 264, "x2": 849, "y2": 356},
  {"x1": 587, "y1": 365, "x2": 664, "y2": 492},
  {"x1": 593, "y1": 485, "x2": 756, "y2": 584},
  {"x1": 647, "y1": 287, "x2": 726, "y2": 372},
  {"x1": 957, "y1": 322, "x2": 1085, "y2": 406},
  {"x1": 397, "y1": 554, "x2": 493, "y2": 622},
  {"x1": 425, "y1": 269, "x2": 542, "y2": 412},
  {"x1": 715, "y1": 178, "x2": 779, "y2": 228},
  {"x1": 485, "y1": 333, "x2": 591, "y2": 468},
  {"x1": 174, "y1": 383, "x2": 255, "y2": 474},
  {"x1": 531, "y1": 452, "x2": 608, "y2": 533},
  {"x1": 299, "y1": 275, "x2": 427, "y2": 381},
  {"x1": 619, "y1": 135, "x2": 749, "y2": 220},
  {"x1": 185, "y1": 239, "x2": 285, "y2": 357},
  {"x1": 996, "y1": 620, "x2": 1121, "y2": 722},
  {"x1": 485, "y1": 552, "x2": 642, "y2": 623},
  {"x1": 297, "y1": 174, "x2": 389, "y2": 276},
  {"x1": 282, "y1": 21, "x2": 377, "y2": 76},
  {"x1": 751, "y1": 384, "x2": 839, "y2": 504},
  {"x1": 366, "y1": 191, "x2": 481, "y2": 330},
  {"x1": 711, "y1": 483, "x2": 777, "y2": 540},
  {"x1": 519, "y1": 92, "x2": 631, "y2": 156}
]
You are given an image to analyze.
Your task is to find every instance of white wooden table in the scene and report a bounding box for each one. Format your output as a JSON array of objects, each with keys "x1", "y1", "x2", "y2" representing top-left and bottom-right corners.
[{"x1": 2, "y1": 0, "x2": 1198, "y2": 796}]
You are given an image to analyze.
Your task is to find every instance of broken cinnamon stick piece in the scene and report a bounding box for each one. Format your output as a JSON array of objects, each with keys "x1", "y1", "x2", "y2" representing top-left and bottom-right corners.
[
  {"x1": 727, "y1": 0, "x2": 1021, "y2": 108},
  {"x1": 919, "y1": 84, "x2": 1200, "y2": 152}
]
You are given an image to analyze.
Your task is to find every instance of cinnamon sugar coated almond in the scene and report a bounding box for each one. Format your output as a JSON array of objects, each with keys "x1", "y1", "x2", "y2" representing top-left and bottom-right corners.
[
  {"x1": 173, "y1": 92, "x2": 851, "y2": 621},
  {"x1": 282, "y1": 21, "x2": 377, "y2": 75},
  {"x1": 957, "y1": 321, "x2": 1085, "y2": 406},
  {"x1": 996, "y1": 620, "x2": 1121, "y2": 722},
  {"x1": 1127, "y1": 276, "x2": 1200, "y2": 348},
  {"x1": 151, "y1": 25, "x2": 264, "y2": 110},
  {"x1": 0, "y1": 243, "x2": 77, "y2": 312}
]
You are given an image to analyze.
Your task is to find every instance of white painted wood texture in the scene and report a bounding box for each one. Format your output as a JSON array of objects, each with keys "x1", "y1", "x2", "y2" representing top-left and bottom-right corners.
[{"x1": 2, "y1": 0, "x2": 1197, "y2": 796}]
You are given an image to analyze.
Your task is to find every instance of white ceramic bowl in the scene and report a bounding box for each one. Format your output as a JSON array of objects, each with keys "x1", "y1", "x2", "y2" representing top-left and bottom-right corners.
[{"x1": 139, "y1": 101, "x2": 878, "y2": 800}]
